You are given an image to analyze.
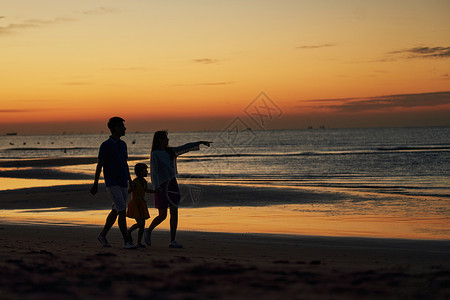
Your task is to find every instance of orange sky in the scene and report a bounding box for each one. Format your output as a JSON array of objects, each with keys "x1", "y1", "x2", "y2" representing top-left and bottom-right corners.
[{"x1": 1, "y1": 0, "x2": 450, "y2": 134}]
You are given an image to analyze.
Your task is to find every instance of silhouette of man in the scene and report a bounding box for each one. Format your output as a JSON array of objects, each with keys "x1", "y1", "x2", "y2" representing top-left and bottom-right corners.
[{"x1": 90, "y1": 117, "x2": 136, "y2": 249}]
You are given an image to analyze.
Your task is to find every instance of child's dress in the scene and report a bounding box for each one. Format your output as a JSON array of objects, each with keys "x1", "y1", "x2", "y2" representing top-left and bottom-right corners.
[{"x1": 126, "y1": 178, "x2": 150, "y2": 219}]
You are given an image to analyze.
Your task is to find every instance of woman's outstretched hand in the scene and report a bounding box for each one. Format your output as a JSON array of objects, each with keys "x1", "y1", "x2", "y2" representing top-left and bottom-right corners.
[{"x1": 201, "y1": 141, "x2": 213, "y2": 147}]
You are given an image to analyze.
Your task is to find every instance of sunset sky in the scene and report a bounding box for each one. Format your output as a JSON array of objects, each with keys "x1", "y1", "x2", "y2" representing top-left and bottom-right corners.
[{"x1": 1, "y1": 0, "x2": 449, "y2": 134}]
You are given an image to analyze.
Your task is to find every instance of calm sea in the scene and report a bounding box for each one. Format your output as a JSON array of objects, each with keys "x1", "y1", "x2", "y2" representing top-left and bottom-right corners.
[
  {"x1": 1, "y1": 127, "x2": 449, "y2": 199},
  {"x1": 2, "y1": 127, "x2": 449, "y2": 238}
]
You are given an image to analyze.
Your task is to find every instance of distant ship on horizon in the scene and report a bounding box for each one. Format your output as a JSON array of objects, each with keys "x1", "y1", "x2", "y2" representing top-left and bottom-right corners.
[{"x1": 6, "y1": 132, "x2": 17, "y2": 136}]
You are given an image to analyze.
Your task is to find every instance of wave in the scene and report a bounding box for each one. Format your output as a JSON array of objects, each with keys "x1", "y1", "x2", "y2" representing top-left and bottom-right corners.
[
  {"x1": 1, "y1": 147, "x2": 96, "y2": 152},
  {"x1": 181, "y1": 146, "x2": 450, "y2": 160},
  {"x1": 376, "y1": 146, "x2": 450, "y2": 151}
]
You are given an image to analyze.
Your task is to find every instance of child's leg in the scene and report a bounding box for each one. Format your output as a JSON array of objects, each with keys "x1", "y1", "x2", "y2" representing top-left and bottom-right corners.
[
  {"x1": 136, "y1": 219, "x2": 145, "y2": 243},
  {"x1": 128, "y1": 222, "x2": 139, "y2": 233}
]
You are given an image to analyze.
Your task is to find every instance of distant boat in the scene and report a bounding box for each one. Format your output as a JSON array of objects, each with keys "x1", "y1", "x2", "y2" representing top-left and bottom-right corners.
[{"x1": 6, "y1": 133, "x2": 17, "y2": 136}]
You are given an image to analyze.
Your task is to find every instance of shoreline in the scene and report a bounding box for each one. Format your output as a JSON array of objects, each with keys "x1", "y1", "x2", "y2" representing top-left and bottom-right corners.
[
  {"x1": 1, "y1": 156, "x2": 449, "y2": 240},
  {"x1": 0, "y1": 183, "x2": 449, "y2": 240},
  {"x1": 0, "y1": 223, "x2": 449, "y2": 299}
]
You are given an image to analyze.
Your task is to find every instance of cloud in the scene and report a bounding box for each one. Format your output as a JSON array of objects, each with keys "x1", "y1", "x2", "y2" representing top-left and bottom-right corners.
[
  {"x1": 77, "y1": 7, "x2": 119, "y2": 15},
  {"x1": 0, "y1": 18, "x2": 74, "y2": 35},
  {"x1": 172, "y1": 81, "x2": 235, "y2": 87},
  {"x1": 295, "y1": 43, "x2": 337, "y2": 50},
  {"x1": 61, "y1": 82, "x2": 94, "y2": 86},
  {"x1": 389, "y1": 46, "x2": 450, "y2": 59},
  {"x1": 0, "y1": 109, "x2": 38, "y2": 113},
  {"x1": 192, "y1": 81, "x2": 234, "y2": 86},
  {"x1": 299, "y1": 91, "x2": 450, "y2": 113},
  {"x1": 193, "y1": 58, "x2": 219, "y2": 64},
  {"x1": 101, "y1": 67, "x2": 150, "y2": 72},
  {"x1": 0, "y1": 7, "x2": 118, "y2": 36}
]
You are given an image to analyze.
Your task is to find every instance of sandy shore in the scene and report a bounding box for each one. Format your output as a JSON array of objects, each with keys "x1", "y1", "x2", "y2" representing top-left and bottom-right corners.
[
  {"x1": 1, "y1": 157, "x2": 449, "y2": 298},
  {"x1": 0, "y1": 223, "x2": 449, "y2": 299},
  {"x1": 0, "y1": 188, "x2": 449, "y2": 299}
]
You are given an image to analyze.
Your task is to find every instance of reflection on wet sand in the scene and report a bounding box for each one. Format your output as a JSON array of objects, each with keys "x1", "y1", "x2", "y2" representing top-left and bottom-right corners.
[{"x1": 1, "y1": 204, "x2": 448, "y2": 240}]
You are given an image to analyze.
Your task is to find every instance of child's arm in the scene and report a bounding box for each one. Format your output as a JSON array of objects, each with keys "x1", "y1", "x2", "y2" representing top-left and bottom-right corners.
[
  {"x1": 142, "y1": 179, "x2": 155, "y2": 193},
  {"x1": 128, "y1": 179, "x2": 136, "y2": 194}
]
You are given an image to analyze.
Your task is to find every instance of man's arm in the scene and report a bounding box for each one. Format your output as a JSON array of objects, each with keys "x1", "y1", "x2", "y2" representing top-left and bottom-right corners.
[{"x1": 90, "y1": 159, "x2": 104, "y2": 195}]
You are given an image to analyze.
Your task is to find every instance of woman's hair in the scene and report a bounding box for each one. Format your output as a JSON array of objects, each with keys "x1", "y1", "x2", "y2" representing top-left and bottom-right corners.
[{"x1": 151, "y1": 130, "x2": 175, "y2": 159}]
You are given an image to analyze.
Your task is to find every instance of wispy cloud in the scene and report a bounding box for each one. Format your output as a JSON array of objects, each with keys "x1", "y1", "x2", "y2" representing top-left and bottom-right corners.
[
  {"x1": 389, "y1": 46, "x2": 450, "y2": 59},
  {"x1": 172, "y1": 81, "x2": 235, "y2": 87},
  {"x1": 0, "y1": 18, "x2": 74, "y2": 35},
  {"x1": 193, "y1": 58, "x2": 219, "y2": 64},
  {"x1": 101, "y1": 67, "x2": 150, "y2": 72},
  {"x1": 76, "y1": 7, "x2": 120, "y2": 16},
  {"x1": 61, "y1": 82, "x2": 94, "y2": 86},
  {"x1": 0, "y1": 6, "x2": 118, "y2": 36},
  {"x1": 295, "y1": 43, "x2": 337, "y2": 50},
  {"x1": 299, "y1": 91, "x2": 450, "y2": 113},
  {"x1": 0, "y1": 109, "x2": 40, "y2": 113}
]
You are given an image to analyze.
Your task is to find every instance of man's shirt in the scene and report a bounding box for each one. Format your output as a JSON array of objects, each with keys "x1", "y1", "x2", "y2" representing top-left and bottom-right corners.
[{"x1": 98, "y1": 137, "x2": 129, "y2": 187}]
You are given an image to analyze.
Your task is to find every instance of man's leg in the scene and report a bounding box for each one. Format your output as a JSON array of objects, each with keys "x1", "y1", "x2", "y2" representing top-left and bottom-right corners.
[
  {"x1": 117, "y1": 210, "x2": 129, "y2": 243},
  {"x1": 100, "y1": 209, "x2": 118, "y2": 237},
  {"x1": 98, "y1": 209, "x2": 117, "y2": 247}
]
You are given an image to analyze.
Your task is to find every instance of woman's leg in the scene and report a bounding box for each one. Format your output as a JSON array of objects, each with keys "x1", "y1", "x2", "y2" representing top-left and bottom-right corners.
[
  {"x1": 148, "y1": 208, "x2": 167, "y2": 232},
  {"x1": 145, "y1": 208, "x2": 167, "y2": 245},
  {"x1": 169, "y1": 205, "x2": 178, "y2": 242}
]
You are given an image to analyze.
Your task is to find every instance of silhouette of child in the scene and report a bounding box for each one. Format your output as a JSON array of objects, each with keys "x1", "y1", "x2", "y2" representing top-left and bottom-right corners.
[{"x1": 126, "y1": 163, "x2": 154, "y2": 248}]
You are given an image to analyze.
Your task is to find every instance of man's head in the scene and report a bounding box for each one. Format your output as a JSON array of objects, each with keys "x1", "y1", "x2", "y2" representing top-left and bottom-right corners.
[{"x1": 107, "y1": 117, "x2": 126, "y2": 136}]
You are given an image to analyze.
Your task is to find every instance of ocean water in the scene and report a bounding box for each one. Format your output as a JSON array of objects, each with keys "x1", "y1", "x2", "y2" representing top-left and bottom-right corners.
[
  {"x1": 1, "y1": 127, "x2": 449, "y2": 238},
  {"x1": 1, "y1": 127, "x2": 450, "y2": 199}
]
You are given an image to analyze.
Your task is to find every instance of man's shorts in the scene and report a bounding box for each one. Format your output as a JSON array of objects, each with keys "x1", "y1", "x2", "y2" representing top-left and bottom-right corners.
[{"x1": 106, "y1": 185, "x2": 128, "y2": 212}]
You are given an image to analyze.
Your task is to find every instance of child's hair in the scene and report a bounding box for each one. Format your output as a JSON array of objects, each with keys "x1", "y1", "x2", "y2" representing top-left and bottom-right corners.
[
  {"x1": 107, "y1": 117, "x2": 125, "y2": 133},
  {"x1": 134, "y1": 163, "x2": 148, "y2": 175},
  {"x1": 151, "y1": 130, "x2": 175, "y2": 160}
]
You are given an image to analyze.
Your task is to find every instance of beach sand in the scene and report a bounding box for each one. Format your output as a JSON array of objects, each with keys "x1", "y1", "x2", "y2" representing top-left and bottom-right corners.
[
  {"x1": 0, "y1": 223, "x2": 449, "y2": 299},
  {"x1": 1, "y1": 158, "x2": 449, "y2": 299},
  {"x1": 0, "y1": 189, "x2": 448, "y2": 299}
]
